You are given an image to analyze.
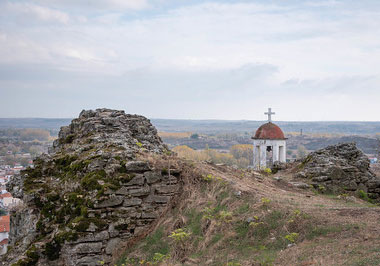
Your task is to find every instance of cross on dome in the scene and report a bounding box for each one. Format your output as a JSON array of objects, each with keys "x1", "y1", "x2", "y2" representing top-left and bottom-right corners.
[{"x1": 265, "y1": 108, "x2": 275, "y2": 122}]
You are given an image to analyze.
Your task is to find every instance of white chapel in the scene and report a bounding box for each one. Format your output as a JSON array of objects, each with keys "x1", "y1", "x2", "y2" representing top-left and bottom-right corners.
[{"x1": 252, "y1": 108, "x2": 287, "y2": 169}]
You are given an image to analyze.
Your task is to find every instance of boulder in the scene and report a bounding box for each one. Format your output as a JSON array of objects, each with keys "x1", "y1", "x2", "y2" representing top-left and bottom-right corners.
[{"x1": 295, "y1": 143, "x2": 380, "y2": 201}]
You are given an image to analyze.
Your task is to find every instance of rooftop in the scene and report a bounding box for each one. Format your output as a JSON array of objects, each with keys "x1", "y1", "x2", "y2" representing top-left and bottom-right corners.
[{"x1": 252, "y1": 122, "x2": 286, "y2": 140}]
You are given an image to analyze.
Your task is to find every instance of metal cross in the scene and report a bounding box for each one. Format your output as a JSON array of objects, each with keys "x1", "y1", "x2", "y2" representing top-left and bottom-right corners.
[{"x1": 265, "y1": 108, "x2": 275, "y2": 122}]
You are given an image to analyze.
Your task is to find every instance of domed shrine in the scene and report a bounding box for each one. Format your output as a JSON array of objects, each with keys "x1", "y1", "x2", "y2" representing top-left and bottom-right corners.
[{"x1": 252, "y1": 108, "x2": 287, "y2": 169}]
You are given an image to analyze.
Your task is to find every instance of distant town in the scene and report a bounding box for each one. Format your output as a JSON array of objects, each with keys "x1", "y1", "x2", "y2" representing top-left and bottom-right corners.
[{"x1": 0, "y1": 128, "x2": 51, "y2": 254}]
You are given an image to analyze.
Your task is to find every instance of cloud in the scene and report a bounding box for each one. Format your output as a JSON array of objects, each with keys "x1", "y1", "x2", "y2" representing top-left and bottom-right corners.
[
  {"x1": 1, "y1": 0, "x2": 380, "y2": 120},
  {"x1": 2, "y1": 2, "x2": 70, "y2": 25},
  {"x1": 30, "y1": 0, "x2": 149, "y2": 11}
]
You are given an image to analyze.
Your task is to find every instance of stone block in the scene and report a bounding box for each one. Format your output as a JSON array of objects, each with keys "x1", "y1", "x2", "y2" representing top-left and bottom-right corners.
[
  {"x1": 125, "y1": 161, "x2": 150, "y2": 173},
  {"x1": 312, "y1": 176, "x2": 330, "y2": 182},
  {"x1": 123, "y1": 197, "x2": 142, "y2": 207},
  {"x1": 125, "y1": 174, "x2": 145, "y2": 186},
  {"x1": 144, "y1": 171, "x2": 162, "y2": 184},
  {"x1": 155, "y1": 185, "x2": 179, "y2": 194},
  {"x1": 106, "y1": 238, "x2": 122, "y2": 255},
  {"x1": 95, "y1": 196, "x2": 124, "y2": 208},
  {"x1": 141, "y1": 212, "x2": 158, "y2": 219},
  {"x1": 145, "y1": 195, "x2": 170, "y2": 203},
  {"x1": 129, "y1": 186, "x2": 150, "y2": 196},
  {"x1": 73, "y1": 242, "x2": 102, "y2": 254}
]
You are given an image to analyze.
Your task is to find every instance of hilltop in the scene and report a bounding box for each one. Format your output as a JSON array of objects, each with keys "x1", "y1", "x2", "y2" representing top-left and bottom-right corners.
[{"x1": 2, "y1": 109, "x2": 380, "y2": 266}]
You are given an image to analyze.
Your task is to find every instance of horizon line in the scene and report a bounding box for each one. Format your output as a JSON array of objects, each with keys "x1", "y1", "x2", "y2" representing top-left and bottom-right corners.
[{"x1": 0, "y1": 117, "x2": 380, "y2": 123}]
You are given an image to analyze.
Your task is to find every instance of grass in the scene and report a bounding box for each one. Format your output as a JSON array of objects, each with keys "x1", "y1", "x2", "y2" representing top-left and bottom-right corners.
[
  {"x1": 114, "y1": 156, "x2": 379, "y2": 266},
  {"x1": 305, "y1": 223, "x2": 360, "y2": 240},
  {"x1": 185, "y1": 208, "x2": 203, "y2": 236},
  {"x1": 116, "y1": 227, "x2": 170, "y2": 265}
]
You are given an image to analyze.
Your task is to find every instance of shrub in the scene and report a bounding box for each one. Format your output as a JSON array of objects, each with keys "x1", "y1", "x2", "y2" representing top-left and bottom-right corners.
[
  {"x1": 169, "y1": 228, "x2": 191, "y2": 242},
  {"x1": 285, "y1": 232, "x2": 299, "y2": 243}
]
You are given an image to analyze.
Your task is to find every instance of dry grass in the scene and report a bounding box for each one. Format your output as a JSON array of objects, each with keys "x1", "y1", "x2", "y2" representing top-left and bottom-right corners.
[
  {"x1": 158, "y1": 132, "x2": 193, "y2": 139},
  {"x1": 115, "y1": 154, "x2": 380, "y2": 266}
]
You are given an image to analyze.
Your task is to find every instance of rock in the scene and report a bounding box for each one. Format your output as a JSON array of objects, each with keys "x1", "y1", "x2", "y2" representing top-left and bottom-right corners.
[
  {"x1": 289, "y1": 182, "x2": 310, "y2": 189},
  {"x1": 155, "y1": 185, "x2": 179, "y2": 194},
  {"x1": 106, "y1": 238, "x2": 122, "y2": 255},
  {"x1": 129, "y1": 186, "x2": 150, "y2": 197},
  {"x1": 233, "y1": 190, "x2": 242, "y2": 197},
  {"x1": 123, "y1": 198, "x2": 142, "y2": 207},
  {"x1": 73, "y1": 242, "x2": 102, "y2": 254},
  {"x1": 145, "y1": 195, "x2": 170, "y2": 203},
  {"x1": 124, "y1": 174, "x2": 145, "y2": 186},
  {"x1": 141, "y1": 212, "x2": 158, "y2": 219},
  {"x1": 4, "y1": 109, "x2": 180, "y2": 266},
  {"x1": 125, "y1": 161, "x2": 151, "y2": 173},
  {"x1": 144, "y1": 171, "x2": 162, "y2": 184},
  {"x1": 95, "y1": 196, "x2": 124, "y2": 208},
  {"x1": 76, "y1": 256, "x2": 105, "y2": 266},
  {"x1": 312, "y1": 176, "x2": 330, "y2": 182},
  {"x1": 295, "y1": 143, "x2": 380, "y2": 201}
]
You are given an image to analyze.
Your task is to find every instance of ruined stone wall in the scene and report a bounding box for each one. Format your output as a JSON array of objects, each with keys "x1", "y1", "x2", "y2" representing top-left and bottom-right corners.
[
  {"x1": 58, "y1": 162, "x2": 181, "y2": 266},
  {"x1": 4, "y1": 109, "x2": 181, "y2": 266}
]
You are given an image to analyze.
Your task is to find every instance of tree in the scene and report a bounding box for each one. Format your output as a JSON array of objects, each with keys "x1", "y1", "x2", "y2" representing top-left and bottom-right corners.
[
  {"x1": 190, "y1": 133, "x2": 199, "y2": 139},
  {"x1": 297, "y1": 145, "x2": 307, "y2": 159}
]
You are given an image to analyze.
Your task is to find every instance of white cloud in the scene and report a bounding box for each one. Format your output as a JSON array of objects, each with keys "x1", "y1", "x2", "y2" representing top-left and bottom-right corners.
[
  {"x1": 31, "y1": 0, "x2": 149, "y2": 11},
  {"x1": 1, "y1": 1, "x2": 380, "y2": 120},
  {"x1": 4, "y1": 2, "x2": 70, "y2": 24}
]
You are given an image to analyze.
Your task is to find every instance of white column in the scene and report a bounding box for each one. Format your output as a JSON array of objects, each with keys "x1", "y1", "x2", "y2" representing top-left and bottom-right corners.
[
  {"x1": 281, "y1": 143, "x2": 287, "y2": 162},
  {"x1": 260, "y1": 144, "x2": 267, "y2": 169},
  {"x1": 273, "y1": 142, "x2": 279, "y2": 162}
]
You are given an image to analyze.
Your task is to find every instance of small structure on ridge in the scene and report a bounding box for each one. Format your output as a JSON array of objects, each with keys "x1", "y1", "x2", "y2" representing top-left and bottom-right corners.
[{"x1": 252, "y1": 108, "x2": 287, "y2": 169}]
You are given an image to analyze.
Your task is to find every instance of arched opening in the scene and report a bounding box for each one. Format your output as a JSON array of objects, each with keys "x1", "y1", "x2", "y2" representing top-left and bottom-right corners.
[{"x1": 266, "y1": 145, "x2": 273, "y2": 167}]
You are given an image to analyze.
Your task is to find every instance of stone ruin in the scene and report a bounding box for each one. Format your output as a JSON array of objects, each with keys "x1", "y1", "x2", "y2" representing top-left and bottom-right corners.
[
  {"x1": 296, "y1": 142, "x2": 380, "y2": 201},
  {"x1": 4, "y1": 109, "x2": 181, "y2": 265}
]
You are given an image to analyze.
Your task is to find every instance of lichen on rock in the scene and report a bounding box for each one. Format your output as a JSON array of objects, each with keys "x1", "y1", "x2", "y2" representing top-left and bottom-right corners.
[
  {"x1": 295, "y1": 142, "x2": 380, "y2": 201},
  {"x1": 4, "y1": 109, "x2": 181, "y2": 266}
]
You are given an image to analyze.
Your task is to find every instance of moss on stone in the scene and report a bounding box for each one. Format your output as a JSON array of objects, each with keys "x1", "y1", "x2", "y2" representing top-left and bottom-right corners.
[{"x1": 12, "y1": 245, "x2": 40, "y2": 266}]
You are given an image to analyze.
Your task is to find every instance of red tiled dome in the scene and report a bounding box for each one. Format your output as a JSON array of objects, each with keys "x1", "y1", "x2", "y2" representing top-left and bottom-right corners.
[{"x1": 253, "y1": 122, "x2": 286, "y2": 140}]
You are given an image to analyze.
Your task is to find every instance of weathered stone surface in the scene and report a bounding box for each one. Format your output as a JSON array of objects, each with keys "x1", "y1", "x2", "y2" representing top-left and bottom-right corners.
[
  {"x1": 4, "y1": 109, "x2": 180, "y2": 266},
  {"x1": 155, "y1": 185, "x2": 179, "y2": 194},
  {"x1": 141, "y1": 212, "x2": 158, "y2": 219},
  {"x1": 144, "y1": 171, "x2": 162, "y2": 184},
  {"x1": 129, "y1": 186, "x2": 150, "y2": 196},
  {"x1": 289, "y1": 182, "x2": 310, "y2": 189},
  {"x1": 73, "y1": 242, "x2": 102, "y2": 254},
  {"x1": 106, "y1": 238, "x2": 122, "y2": 255},
  {"x1": 295, "y1": 143, "x2": 380, "y2": 201},
  {"x1": 125, "y1": 174, "x2": 145, "y2": 186},
  {"x1": 123, "y1": 197, "x2": 142, "y2": 207},
  {"x1": 76, "y1": 256, "x2": 105, "y2": 266},
  {"x1": 95, "y1": 196, "x2": 124, "y2": 208},
  {"x1": 125, "y1": 161, "x2": 151, "y2": 173}
]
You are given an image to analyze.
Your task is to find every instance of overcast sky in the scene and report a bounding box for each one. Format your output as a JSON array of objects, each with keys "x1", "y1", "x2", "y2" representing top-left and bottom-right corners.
[{"x1": 0, "y1": 0, "x2": 380, "y2": 121}]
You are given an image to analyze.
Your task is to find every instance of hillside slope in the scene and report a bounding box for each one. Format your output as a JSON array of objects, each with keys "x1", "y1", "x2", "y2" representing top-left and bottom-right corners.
[
  {"x1": 115, "y1": 160, "x2": 380, "y2": 265},
  {"x1": 3, "y1": 109, "x2": 379, "y2": 266}
]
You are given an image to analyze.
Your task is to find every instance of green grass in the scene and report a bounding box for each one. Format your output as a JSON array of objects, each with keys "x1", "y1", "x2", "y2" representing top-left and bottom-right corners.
[
  {"x1": 350, "y1": 254, "x2": 380, "y2": 266},
  {"x1": 186, "y1": 208, "x2": 203, "y2": 236},
  {"x1": 236, "y1": 203, "x2": 250, "y2": 214},
  {"x1": 210, "y1": 233, "x2": 224, "y2": 246},
  {"x1": 305, "y1": 223, "x2": 360, "y2": 240},
  {"x1": 116, "y1": 227, "x2": 170, "y2": 265}
]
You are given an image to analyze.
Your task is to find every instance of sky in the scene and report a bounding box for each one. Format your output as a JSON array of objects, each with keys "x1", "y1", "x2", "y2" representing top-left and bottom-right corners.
[{"x1": 0, "y1": 0, "x2": 380, "y2": 121}]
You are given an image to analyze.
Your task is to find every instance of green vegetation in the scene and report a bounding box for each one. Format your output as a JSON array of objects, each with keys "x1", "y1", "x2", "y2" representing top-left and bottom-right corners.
[
  {"x1": 357, "y1": 190, "x2": 375, "y2": 203},
  {"x1": 12, "y1": 245, "x2": 39, "y2": 266}
]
